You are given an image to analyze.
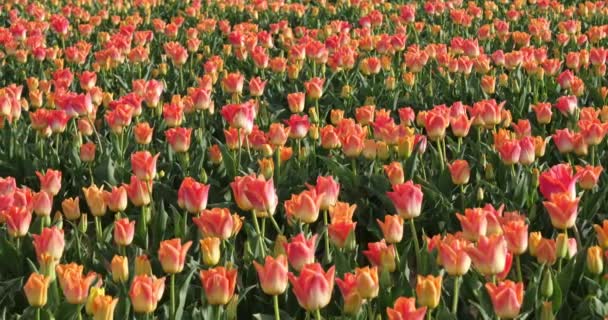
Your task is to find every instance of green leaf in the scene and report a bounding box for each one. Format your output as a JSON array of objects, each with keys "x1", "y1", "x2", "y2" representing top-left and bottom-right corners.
[
  {"x1": 174, "y1": 263, "x2": 197, "y2": 320},
  {"x1": 54, "y1": 302, "x2": 83, "y2": 320}
]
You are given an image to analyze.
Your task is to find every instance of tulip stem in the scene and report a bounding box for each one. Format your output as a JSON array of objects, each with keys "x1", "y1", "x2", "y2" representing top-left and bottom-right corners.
[
  {"x1": 516, "y1": 255, "x2": 523, "y2": 283},
  {"x1": 251, "y1": 211, "x2": 266, "y2": 257},
  {"x1": 323, "y1": 209, "x2": 331, "y2": 263},
  {"x1": 315, "y1": 309, "x2": 322, "y2": 320},
  {"x1": 95, "y1": 216, "x2": 102, "y2": 242},
  {"x1": 236, "y1": 130, "x2": 242, "y2": 174},
  {"x1": 452, "y1": 276, "x2": 461, "y2": 314},
  {"x1": 35, "y1": 307, "x2": 40, "y2": 320},
  {"x1": 273, "y1": 295, "x2": 280, "y2": 320},
  {"x1": 367, "y1": 301, "x2": 374, "y2": 319},
  {"x1": 170, "y1": 273, "x2": 176, "y2": 320},
  {"x1": 269, "y1": 215, "x2": 282, "y2": 235},
  {"x1": 435, "y1": 140, "x2": 444, "y2": 171},
  {"x1": 409, "y1": 218, "x2": 421, "y2": 270}
]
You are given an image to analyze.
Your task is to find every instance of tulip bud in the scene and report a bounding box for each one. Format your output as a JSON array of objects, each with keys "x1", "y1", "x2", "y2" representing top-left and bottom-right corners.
[
  {"x1": 135, "y1": 255, "x2": 153, "y2": 276},
  {"x1": 485, "y1": 163, "x2": 495, "y2": 180},
  {"x1": 79, "y1": 214, "x2": 88, "y2": 233},
  {"x1": 556, "y1": 233, "x2": 569, "y2": 259},
  {"x1": 24, "y1": 273, "x2": 50, "y2": 308},
  {"x1": 111, "y1": 255, "x2": 129, "y2": 283},
  {"x1": 541, "y1": 268, "x2": 553, "y2": 298},
  {"x1": 200, "y1": 237, "x2": 221, "y2": 266},
  {"x1": 226, "y1": 294, "x2": 239, "y2": 320},
  {"x1": 477, "y1": 187, "x2": 485, "y2": 202},
  {"x1": 416, "y1": 275, "x2": 442, "y2": 309},
  {"x1": 586, "y1": 246, "x2": 603, "y2": 275}
]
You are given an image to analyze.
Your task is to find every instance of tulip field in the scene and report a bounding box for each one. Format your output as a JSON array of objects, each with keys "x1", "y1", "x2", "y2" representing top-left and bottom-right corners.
[{"x1": 5, "y1": 0, "x2": 608, "y2": 319}]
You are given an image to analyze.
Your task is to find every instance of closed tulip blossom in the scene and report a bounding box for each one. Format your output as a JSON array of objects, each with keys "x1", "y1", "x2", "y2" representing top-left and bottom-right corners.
[
  {"x1": 102, "y1": 186, "x2": 127, "y2": 213},
  {"x1": 253, "y1": 255, "x2": 289, "y2": 296},
  {"x1": 336, "y1": 273, "x2": 363, "y2": 315},
  {"x1": 386, "y1": 181, "x2": 423, "y2": 220},
  {"x1": 284, "y1": 233, "x2": 317, "y2": 271},
  {"x1": 386, "y1": 297, "x2": 427, "y2": 320},
  {"x1": 363, "y1": 240, "x2": 397, "y2": 272},
  {"x1": 114, "y1": 218, "x2": 135, "y2": 246},
  {"x1": 377, "y1": 215, "x2": 404, "y2": 244},
  {"x1": 24, "y1": 273, "x2": 50, "y2": 307},
  {"x1": 177, "y1": 177, "x2": 210, "y2": 214},
  {"x1": 485, "y1": 281, "x2": 524, "y2": 319},
  {"x1": 416, "y1": 275, "x2": 442, "y2": 309},
  {"x1": 193, "y1": 208, "x2": 237, "y2": 240},
  {"x1": 199, "y1": 267, "x2": 237, "y2": 305},
  {"x1": 438, "y1": 237, "x2": 472, "y2": 276},
  {"x1": 466, "y1": 235, "x2": 508, "y2": 276},
  {"x1": 284, "y1": 189, "x2": 323, "y2": 224},
  {"x1": 158, "y1": 238, "x2": 192, "y2": 274},
  {"x1": 129, "y1": 275, "x2": 166, "y2": 314},
  {"x1": 288, "y1": 263, "x2": 335, "y2": 312},
  {"x1": 448, "y1": 160, "x2": 470, "y2": 185},
  {"x1": 542, "y1": 192, "x2": 580, "y2": 230},
  {"x1": 131, "y1": 151, "x2": 159, "y2": 181},
  {"x1": 539, "y1": 164, "x2": 579, "y2": 200}
]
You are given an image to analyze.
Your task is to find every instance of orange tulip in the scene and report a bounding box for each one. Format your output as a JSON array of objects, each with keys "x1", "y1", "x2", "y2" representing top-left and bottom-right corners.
[
  {"x1": 83, "y1": 184, "x2": 107, "y2": 217},
  {"x1": 587, "y1": 246, "x2": 603, "y2": 275},
  {"x1": 535, "y1": 238, "x2": 557, "y2": 265},
  {"x1": 56, "y1": 264, "x2": 97, "y2": 304},
  {"x1": 111, "y1": 255, "x2": 129, "y2": 283},
  {"x1": 416, "y1": 275, "x2": 442, "y2": 309},
  {"x1": 456, "y1": 208, "x2": 488, "y2": 242},
  {"x1": 542, "y1": 192, "x2": 579, "y2": 230},
  {"x1": 438, "y1": 237, "x2": 471, "y2": 276},
  {"x1": 253, "y1": 255, "x2": 289, "y2": 296},
  {"x1": 386, "y1": 297, "x2": 427, "y2": 320},
  {"x1": 312, "y1": 176, "x2": 341, "y2": 210},
  {"x1": 61, "y1": 197, "x2": 81, "y2": 220},
  {"x1": 328, "y1": 221, "x2": 356, "y2": 249},
  {"x1": 130, "y1": 151, "x2": 159, "y2": 181},
  {"x1": 158, "y1": 238, "x2": 192, "y2": 274},
  {"x1": 193, "y1": 208, "x2": 236, "y2": 240},
  {"x1": 91, "y1": 294, "x2": 118, "y2": 320},
  {"x1": 355, "y1": 266, "x2": 379, "y2": 299},
  {"x1": 288, "y1": 263, "x2": 335, "y2": 311},
  {"x1": 124, "y1": 175, "x2": 152, "y2": 207},
  {"x1": 485, "y1": 281, "x2": 524, "y2": 319},
  {"x1": 129, "y1": 275, "x2": 165, "y2": 314},
  {"x1": 199, "y1": 266, "x2": 238, "y2": 305},
  {"x1": 594, "y1": 220, "x2": 608, "y2": 249},
  {"x1": 284, "y1": 190, "x2": 322, "y2": 224},
  {"x1": 200, "y1": 237, "x2": 221, "y2": 266},
  {"x1": 32, "y1": 191, "x2": 53, "y2": 217},
  {"x1": 377, "y1": 215, "x2": 404, "y2": 244},
  {"x1": 134, "y1": 255, "x2": 153, "y2": 276},
  {"x1": 384, "y1": 162, "x2": 405, "y2": 185},
  {"x1": 502, "y1": 220, "x2": 529, "y2": 255},
  {"x1": 24, "y1": 273, "x2": 50, "y2": 307},
  {"x1": 575, "y1": 165, "x2": 602, "y2": 190}
]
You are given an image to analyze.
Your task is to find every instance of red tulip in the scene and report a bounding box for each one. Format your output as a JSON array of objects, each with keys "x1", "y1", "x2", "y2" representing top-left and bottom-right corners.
[
  {"x1": 363, "y1": 240, "x2": 396, "y2": 272},
  {"x1": 220, "y1": 101, "x2": 256, "y2": 134},
  {"x1": 552, "y1": 129, "x2": 575, "y2": 154},
  {"x1": 328, "y1": 221, "x2": 356, "y2": 248},
  {"x1": 288, "y1": 263, "x2": 335, "y2": 311},
  {"x1": 335, "y1": 273, "x2": 363, "y2": 315},
  {"x1": 222, "y1": 72, "x2": 244, "y2": 95},
  {"x1": 448, "y1": 160, "x2": 470, "y2": 185},
  {"x1": 285, "y1": 114, "x2": 311, "y2": 139},
  {"x1": 36, "y1": 169, "x2": 62, "y2": 196},
  {"x1": 32, "y1": 191, "x2": 53, "y2": 217},
  {"x1": 177, "y1": 177, "x2": 210, "y2": 214},
  {"x1": 284, "y1": 233, "x2": 317, "y2": 271},
  {"x1": 539, "y1": 164, "x2": 579, "y2": 200},
  {"x1": 3, "y1": 205, "x2": 32, "y2": 238},
  {"x1": 102, "y1": 186, "x2": 127, "y2": 213},
  {"x1": 124, "y1": 175, "x2": 152, "y2": 207},
  {"x1": 542, "y1": 192, "x2": 579, "y2": 230},
  {"x1": 165, "y1": 127, "x2": 192, "y2": 153},
  {"x1": 114, "y1": 218, "x2": 135, "y2": 246},
  {"x1": 193, "y1": 208, "x2": 238, "y2": 240}
]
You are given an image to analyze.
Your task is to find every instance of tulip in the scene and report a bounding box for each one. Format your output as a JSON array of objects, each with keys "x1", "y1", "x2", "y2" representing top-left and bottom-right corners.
[
  {"x1": 124, "y1": 175, "x2": 152, "y2": 207},
  {"x1": 220, "y1": 102, "x2": 256, "y2": 134},
  {"x1": 542, "y1": 192, "x2": 579, "y2": 230},
  {"x1": 134, "y1": 255, "x2": 153, "y2": 276},
  {"x1": 363, "y1": 240, "x2": 397, "y2": 272},
  {"x1": 111, "y1": 255, "x2": 129, "y2": 283},
  {"x1": 165, "y1": 127, "x2": 193, "y2": 153},
  {"x1": 384, "y1": 162, "x2": 405, "y2": 185},
  {"x1": 587, "y1": 246, "x2": 603, "y2": 275},
  {"x1": 328, "y1": 220, "x2": 356, "y2": 249},
  {"x1": 253, "y1": 255, "x2": 289, "y2": 296},
  {"x1": 129, "y1": 275, "x2": 165, "y2": 314},
  {"x1": 386, "y1": 297, "x2": 427, "y2": 320},
  {"x1": 80, "y1": 142, "x2": 96, "y2": 162},
  {"x1": 466, "y1": 235, "x2": 508, "y2": 276},
  {"x1": 336, "y1": 273, "x2": 363, "y2": 315},
  {"x1": 313, "y1": 176, "x2": 340, "y2": 210},
  {"x1": 377, "y1": 215, "x2": 404, "y2": 244},
  {"x1": 502, "y1": 220, "x2": 529, "y2": 255},
  {"x1": 114, "y1": 218, "x2": 135, "y2": 246},
  {"x1": 36, "y1": 169, "x2": 62, "y2": 196},
  {"x1": 485, "y1": 281, "x2": 524, "y2": 319},
  {"x1": 535, "y1": 238, "x2": 557, "y2": 266},
  {"x1": 539, "y1": 163, "x2": 579, "y2": 201},
  {"x1": 134, "y1": 122, "x2": 154, "y2": 145},
  {"x1": 575, "y1": 165, "x2": 602, "y2": 190},
  {"x1": 102, "y1": 186, "x2": 127, "y2": 213},
  {"x1": 86, "y1": 287, "x2": 105, "y2": 315},
  {"x1": 424, "y1": 111, "x2": 449, "y2": 141},
  {"x1": 222, "y1": 72, "x2": 244, "y2": 95},
  {"x1": 284, "y1": 190, "x2": 322, "y2": 224},
  {"x1": 131, "y1": 151, "x2": 159, "y2": 181},
  {"x1": 285, "y1": 114, "x2": 311, "y2": 139},
  {"x1": 438, "y1": 237, "x2": 471, "y2": 276},
  {"x1": 91, "y1": 294, "x2": 118, "y2": 320},
  {"x1": 448, "y1": 160, "x2": 470, "y2": 185},
  {"x1": 3, "y1": 206, "x2": 32, "y2": 238},
  {"x1": 24, "y1": 273, "x2": 50, "y2": 307},
  {"x1": 304, "y1": 78, "x2": 324, "y2": 100},
  {"x1": 33, "y1": 227, "x2": 65, "y2": 261},
  {"x1": 594, "y1": 220, "x2": 608, "y2": 249},
  {"x1": 177, "y1": 177, "x2": 210, "y2": 214},
  {"x1": 57, "y1": 266, "x2": 97, "y2": 304},
  {"x1": 355, "y1": 266, "x2": 379, "y2": 299},
  {"x1": 193, "y1": 208, "x2": 236, "y2": 240},
  {"x1": 200, "y1": 267, "x2": 238, "y2": 305},
  {"x1": 83, "y1": 185, "x2": 107, "y2": 217},
  {"x1": 61, "y1": 197, "x2": 81, "y2": 220},
  {"x1": 457, "y1": 208, "x2": 488, "y2": 242},
  {"x1": 416, "y1": 275, "x2": 442, "y2": 309},
  {"x1": 200, "y1": 237, "x2": 221, "y2": 266},
  {"x1": 386, "y1": 181, "x2": 423, "y2": 220},
  {"x1": 284, "y1": 233, "x2": 317, "y2": 271},
  {"x1": 288, "y1": 263, "x2": 335, "y2": 311},
  {"x1": 158, "y1": 238, "x2": 192, "y2": 274}
]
